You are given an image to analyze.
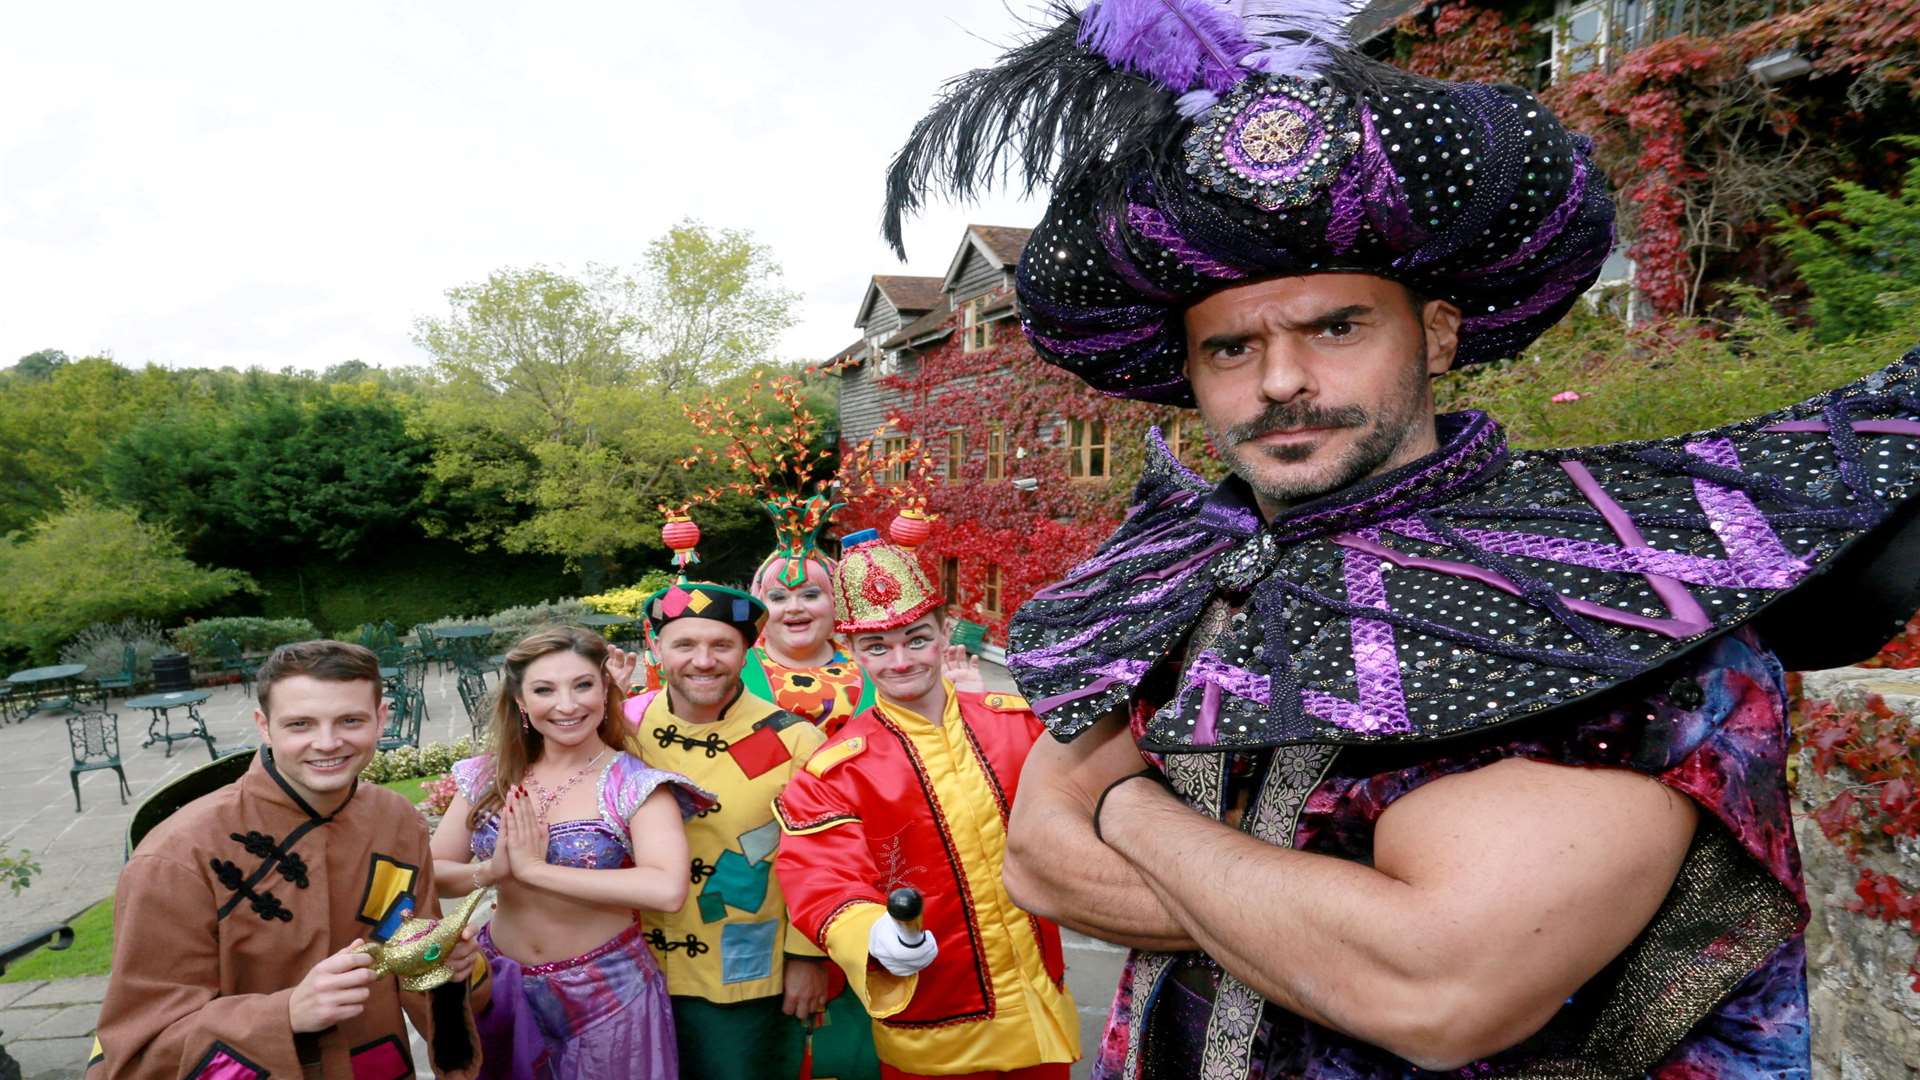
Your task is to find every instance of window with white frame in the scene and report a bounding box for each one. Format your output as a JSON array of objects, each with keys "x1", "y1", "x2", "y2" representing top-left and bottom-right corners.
[
  {"x1": 981, "y1": 564, "x2": 1003, "y2": 616},
  {"x1": 962, "y1": 296, "x2": 995, "y2": 353},
  {"x1": 985, "y1": 425, "x2": 1006, "y2": 481},
  {"x1": 1550, "y1": 0, "x2": 1608, "y2": 82}
]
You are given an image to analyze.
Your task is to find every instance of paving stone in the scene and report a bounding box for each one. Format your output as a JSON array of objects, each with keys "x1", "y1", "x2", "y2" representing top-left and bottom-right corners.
[
  {"x1": 23, "y1": 1006, "x2": 94, "y2": 1041},
  {"x1": 8, "y1": 1033, "x2": 91, "y2": 1079},
  {"x1": 0, "y1": 984, "x2": 46, "y2": 1010},
  {"x1": 10, "y1": 981, "x2": 107, "y2": 1010}
]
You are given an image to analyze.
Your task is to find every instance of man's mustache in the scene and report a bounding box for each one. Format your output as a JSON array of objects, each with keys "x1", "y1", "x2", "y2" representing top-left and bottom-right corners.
[{"x1": 1221, "y1": 402, "x2": 1368, "y2": 447}]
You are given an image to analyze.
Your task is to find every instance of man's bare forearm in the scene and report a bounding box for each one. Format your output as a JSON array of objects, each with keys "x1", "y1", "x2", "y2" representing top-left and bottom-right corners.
[
  {"x1": 1099, "y1": 778, "x2": 1438, "y2": 1050},
  {"x1": 1097, "y1": 755, "x2": 1702, "y2": 1071},
  {"x1": 1004, "y1": 782, "x2": 1198, "y2": 952}
]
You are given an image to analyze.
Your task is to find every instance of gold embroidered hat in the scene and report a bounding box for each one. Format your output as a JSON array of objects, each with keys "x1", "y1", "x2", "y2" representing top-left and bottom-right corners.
[{"x1": 832, "y1": 529, "x2": 941, "y2": 634}]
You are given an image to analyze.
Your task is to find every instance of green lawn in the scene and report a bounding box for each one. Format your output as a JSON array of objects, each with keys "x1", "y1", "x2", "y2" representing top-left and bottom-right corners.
[
  {"x1": 0, "y1": 780, "x2": 435, "y2": 984},
  {"x1": 380, "y1": 776, "x2": 432, "y2": 804},
  {"x1": 0, "y1": 896, "x2": 114, "y2": 982}
]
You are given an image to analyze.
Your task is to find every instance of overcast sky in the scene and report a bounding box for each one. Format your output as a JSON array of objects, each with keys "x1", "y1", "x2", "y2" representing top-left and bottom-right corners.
[{"x1": 0, "y1": 1, "x2": 1052, "y2": 372}]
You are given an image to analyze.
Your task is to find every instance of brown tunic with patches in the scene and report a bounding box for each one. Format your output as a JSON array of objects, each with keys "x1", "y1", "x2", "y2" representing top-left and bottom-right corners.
[{"x1": 88, "y1": 751, "x2": 478, "y2": 1080}]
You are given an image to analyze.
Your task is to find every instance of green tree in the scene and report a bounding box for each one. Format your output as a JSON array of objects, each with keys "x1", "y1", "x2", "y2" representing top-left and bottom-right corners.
[
  {"x1": 0, "y1": 496, "x2": 252, "y2": 661},
  {"x1": 411, "y1": 222, "x2": 798, "y2": 576},
  {"x1": 8, "y1": 349, "x2": 69, "y2": 381},
  {"x1": 1774, "y1": 136, "x2": 1920, "y2": 343},
  {"x1": 0, "y1": 357, "x2": 189, "y2": 534},
  {"x1": 102, "y1": 389, "x2": 429, "y2": 561}
]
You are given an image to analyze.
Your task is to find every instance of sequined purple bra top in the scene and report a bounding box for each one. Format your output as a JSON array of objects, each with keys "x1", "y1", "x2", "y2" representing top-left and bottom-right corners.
[
  {"x1": 1010, "y1": 354, "x2": 1920, "y2": 752},
  {"x1": 452, "y1": 752, "x2": 713, "y2": 871}
]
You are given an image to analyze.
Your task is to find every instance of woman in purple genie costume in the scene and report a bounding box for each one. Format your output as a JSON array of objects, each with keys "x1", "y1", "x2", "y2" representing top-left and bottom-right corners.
[
  {"x1": 877, "y1": 1, "x2": 1920, "y2": 1077},
  {"x1": 432, "y1": 625, "x2": 713, "y2": 1079}
]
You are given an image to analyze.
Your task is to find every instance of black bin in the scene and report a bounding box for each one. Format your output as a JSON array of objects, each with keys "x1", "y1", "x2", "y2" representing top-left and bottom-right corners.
[{"x1": 151, "y1": 653, "x2": 193, "y2": 692}]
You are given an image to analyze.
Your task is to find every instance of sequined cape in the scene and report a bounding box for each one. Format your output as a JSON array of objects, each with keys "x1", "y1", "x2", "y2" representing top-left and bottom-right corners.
[{"x1": 1009, "y1": 352, "x2": 1920, "y2": 754}]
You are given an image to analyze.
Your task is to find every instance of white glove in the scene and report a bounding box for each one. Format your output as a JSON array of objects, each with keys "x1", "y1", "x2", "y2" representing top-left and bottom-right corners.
[{"x1": 867, "y1": 913, "x2": 938, "y2": 976}]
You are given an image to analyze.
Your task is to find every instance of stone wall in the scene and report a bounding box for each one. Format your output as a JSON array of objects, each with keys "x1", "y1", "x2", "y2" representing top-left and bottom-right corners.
[{"x1": 1795, "y1": 667, "x2": 1920, "y2": 1080}]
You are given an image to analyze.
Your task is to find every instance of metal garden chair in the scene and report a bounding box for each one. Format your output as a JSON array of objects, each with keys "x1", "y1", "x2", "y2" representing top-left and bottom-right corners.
[
  {"x1": 378, "y1": 686, "x2": 425, "y2": 751},
  {"x1": 948, "y1": 618, "x2": 989, "y2": 656},
  {"x1": 66, "y1": 711, "x2": 131, "y2": 812},
  {"x1": 457, "y1": 670, "x2": 494, "y2": 743},
  {"x1": 413, "y1": 625, "x2": 454, "y2": 672},
  {"x1": 93, "y1": 644, "x2": 137, "y2": 699},
  {"x1": 212, "y1": 636, "x2": 258, "y2": 694}
]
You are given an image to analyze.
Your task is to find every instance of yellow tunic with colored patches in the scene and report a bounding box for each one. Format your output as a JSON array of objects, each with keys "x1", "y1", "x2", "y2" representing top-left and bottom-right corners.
[{"x1": 625, "y1": 687, "x2": 826, "y2": 1003}]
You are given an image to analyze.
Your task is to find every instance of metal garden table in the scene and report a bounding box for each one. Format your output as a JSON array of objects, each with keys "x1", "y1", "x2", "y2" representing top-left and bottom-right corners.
[
  {"x1": 6, "y1": 663, "x2": 89, "y2": 715},
  {"x1": 126, "y1": 690, "x2": 217, "y2": 760}
]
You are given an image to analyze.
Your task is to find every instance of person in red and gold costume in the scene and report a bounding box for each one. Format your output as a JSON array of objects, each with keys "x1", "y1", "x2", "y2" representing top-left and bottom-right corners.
[{"x1": 774, "y1": 528, "x2": 1079, "y2": 1080}]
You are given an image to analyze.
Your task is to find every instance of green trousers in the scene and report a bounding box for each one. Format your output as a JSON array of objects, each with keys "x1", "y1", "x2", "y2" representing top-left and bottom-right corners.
[{"x1": 672, "y1": 986, "x2": 879, "y2": 1080}]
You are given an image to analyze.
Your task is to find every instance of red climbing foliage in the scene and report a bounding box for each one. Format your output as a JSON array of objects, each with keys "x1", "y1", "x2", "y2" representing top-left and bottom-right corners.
[
  {"x1": 1794, "y1": 691, "x2": 1920, "y2": 990},
  {"x1": 837, "y1": 287, "x2": 1204, "y2": 641},
  {"x1": 1395, "y1": 0, "x2": 1920, "y2": 319}
]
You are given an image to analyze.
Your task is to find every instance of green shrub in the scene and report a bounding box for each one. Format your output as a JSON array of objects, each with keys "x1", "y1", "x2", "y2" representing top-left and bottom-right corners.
[
  {"x1": 59, "y1": 618, "x2": 168, "y2": 679},
  {"x1": 171, "y1": 616, "x2": 322, "y2": 658},
  {"x1": 582, "y1": 571, "x2": 676, "y2": 617},
  {"x1": 241, "y1": 541, "x2": 574, "y2": 636},
  {"x1": 1772, "y1": 135, "x2": 1920, "y2": 344},
  {"x1": 361, "y1": 736, "x2": 475, "y2": 783},
  {"x1": 431, "y1": 598, "x2": 595, "y2": 652},
  {"x1": 0, "y1": 496, "x2": 252, "y2": 662},
  {"x1": 1434, "y1": 287, "x2": 1920, "y2": 450}
]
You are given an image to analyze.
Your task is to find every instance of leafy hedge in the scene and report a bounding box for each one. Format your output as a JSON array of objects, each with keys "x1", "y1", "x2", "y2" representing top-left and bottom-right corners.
[
  {"x1": 582, "y1": 571, "x2": 677, "y2": 618},
  {"x1": 171, "y1": 616, "x2": 321, "y2": 658},
  {"x1": 59, "y1": 618, "x2": 170, "y2": 679},
  {"x1": 1434, "y1": 287, "x2": 1920, "y2": 450},
  {"x1": 242, "y1": 541, "x2": 575, "y2": 637},
  {"x1": 430, "y1": 599, "x2": 596, "y2": 653}
]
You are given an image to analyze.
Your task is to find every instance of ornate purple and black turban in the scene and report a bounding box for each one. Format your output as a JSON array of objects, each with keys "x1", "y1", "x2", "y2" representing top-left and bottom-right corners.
[{"x1": 882, "y1": 0, "x2": 1616, "y2": 405}]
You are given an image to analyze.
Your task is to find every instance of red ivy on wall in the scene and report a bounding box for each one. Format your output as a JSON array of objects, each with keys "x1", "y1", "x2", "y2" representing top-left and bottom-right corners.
[
  {"x1": 1396, "y1": 0, "x2": 1920, "y2": 319},
  {"x1": 838, "y1": 290, "x2": 1203, "y2": 641},
  {"x1": 1796, "y1": 691, "x2": 1920, "y2": 989}
]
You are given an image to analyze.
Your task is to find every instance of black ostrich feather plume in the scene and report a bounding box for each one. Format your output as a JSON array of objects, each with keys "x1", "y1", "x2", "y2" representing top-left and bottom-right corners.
[{"x1": 879, "y1": 1, "x2": 1431, "y2": 259}]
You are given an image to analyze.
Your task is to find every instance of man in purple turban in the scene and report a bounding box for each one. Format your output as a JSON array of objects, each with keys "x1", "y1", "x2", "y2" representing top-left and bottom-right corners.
[{"x1": 879, "y1": 2, "x2": 1920, "y2": 1077}]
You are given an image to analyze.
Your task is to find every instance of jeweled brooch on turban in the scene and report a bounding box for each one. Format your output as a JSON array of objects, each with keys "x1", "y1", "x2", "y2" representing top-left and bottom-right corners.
[{"x1": 1184, "y1": 76, "x2": 1360, "y2": 211}]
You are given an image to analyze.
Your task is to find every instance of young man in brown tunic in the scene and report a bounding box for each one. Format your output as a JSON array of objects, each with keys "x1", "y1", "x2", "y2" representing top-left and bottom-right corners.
[{"x1": 88, "y1": 641, "x2": 479, "y2": 1079}]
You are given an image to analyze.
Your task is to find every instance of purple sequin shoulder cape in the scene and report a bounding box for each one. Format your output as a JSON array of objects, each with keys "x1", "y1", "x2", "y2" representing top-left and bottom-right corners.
[{"x1": 1009, "y1": 350, "x2": 1920, "y2": 752}]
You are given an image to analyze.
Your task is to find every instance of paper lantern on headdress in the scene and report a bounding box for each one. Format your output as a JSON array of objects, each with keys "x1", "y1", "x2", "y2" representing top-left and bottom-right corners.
[
  {"x1": 888, "y1": 506, "x2": 935, "y2": 550},
  {"x1": 880, "y1": 0, "x2": 1617, "y2": 405},
  {"x1": 661, "y1": 513, "x2": 702, "y2": 575},
  {"x1": 832, "y1": 528, "x2": 941, "y2": 634},
  {"x1": 756, "y1": 490, "x2": 844, "y2": 590}
]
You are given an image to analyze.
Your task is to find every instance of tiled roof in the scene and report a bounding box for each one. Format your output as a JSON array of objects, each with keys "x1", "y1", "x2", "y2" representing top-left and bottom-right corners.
[
  {"x1": 1350, "y1": 0, "x2": 1424, "y2": 43},
  {"x1": 882, "y1": 306, "x2": 956, "y2": 350},
  {"x1": 970, "y1": 225, "x2": 1032, "y2": 267},
  {"x1": 872, "y1": 275, "x2": 945, "y2": 314}
]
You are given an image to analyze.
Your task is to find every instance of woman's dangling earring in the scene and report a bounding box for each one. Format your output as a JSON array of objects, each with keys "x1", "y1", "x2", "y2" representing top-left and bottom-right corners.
[{"x1": 520, "y1": 709, "x2": 531, "y2": 733}]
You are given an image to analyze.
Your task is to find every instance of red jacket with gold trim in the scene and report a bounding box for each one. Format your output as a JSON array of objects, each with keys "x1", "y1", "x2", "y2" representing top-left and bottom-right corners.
[{"x1": 772, "y1": 687, "x2": 1078, "y2": 1073}]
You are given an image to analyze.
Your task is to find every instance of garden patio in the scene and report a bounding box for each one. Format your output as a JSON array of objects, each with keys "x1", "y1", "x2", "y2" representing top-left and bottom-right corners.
[
  {"x1": 0, "y1": 662, "x2": 480, "y2": 1078},
  {"x1": 0, "y1": 651, "x2": 1125, "y2": 1080}
]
